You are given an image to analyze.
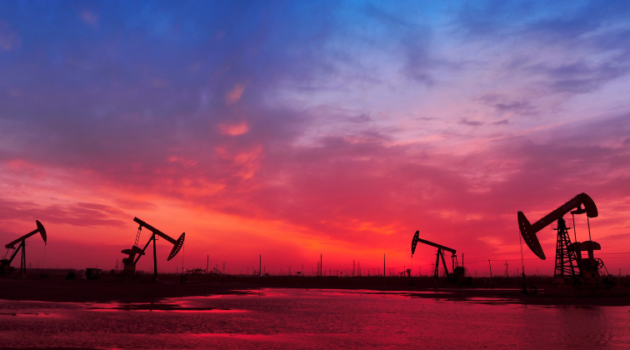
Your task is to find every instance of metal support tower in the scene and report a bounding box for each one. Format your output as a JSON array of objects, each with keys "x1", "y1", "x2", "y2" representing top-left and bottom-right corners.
[
  {"x1": 553, "y1": 218, "x2": 578, "y2": 281},
  {"x1": 20, "y1": 241, "x2": 26, "y2": 275},
  {"x1": 433, "y1": 248, "x2": 450, "y2": 281}
]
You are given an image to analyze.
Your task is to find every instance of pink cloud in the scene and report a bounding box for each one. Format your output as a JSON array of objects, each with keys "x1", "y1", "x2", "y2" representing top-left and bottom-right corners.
[
  {"x1": 225, "y1": 84, "x2": 247, "y2": 105},
  {"x1": 218, "y1": 121, "x2": 250, "y2": 136}
]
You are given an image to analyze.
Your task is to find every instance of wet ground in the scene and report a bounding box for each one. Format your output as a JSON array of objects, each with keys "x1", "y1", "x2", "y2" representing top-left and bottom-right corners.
[{"x1": 1, "y1": 288, "x2": 629, "y2": 349}]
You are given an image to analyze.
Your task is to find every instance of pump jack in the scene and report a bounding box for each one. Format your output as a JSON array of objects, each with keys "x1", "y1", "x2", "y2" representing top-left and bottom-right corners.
[
  {"x1": 411, "y1": 231, "x2": 466, "y2": 281},
  {"x1": 1, "y1": 221, "x2": 47, "y2": 275},
  {"x1": 121, "y1": 217, "x2": 185, "y2": 278},
  {"x1": 518, "y1": 193, "x2": 607, "y2": 284}
]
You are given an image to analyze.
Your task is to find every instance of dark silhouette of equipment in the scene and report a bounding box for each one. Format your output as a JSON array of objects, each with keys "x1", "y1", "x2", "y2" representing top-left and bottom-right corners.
[
  {"x1": 553, "y1": 218, "x2": 578, "y2": 281},
  {"x1": 121, "y1": 217, "x2": 185, "y2": 278},
  {"x1": 518, "y1": 193, "x2": 606, "y2": 283},
  {"x1": 411, "y1": 231, "x2": 466, "y2": 281},
  {"x1": 1, "y1": 220, "x2": 47, "y2": 275}
]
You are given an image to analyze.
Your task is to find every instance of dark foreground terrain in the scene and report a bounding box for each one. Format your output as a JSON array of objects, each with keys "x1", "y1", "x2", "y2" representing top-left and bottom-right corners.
[{"x1": 1, "y1": 272, "x2": 630, "y2": 306}]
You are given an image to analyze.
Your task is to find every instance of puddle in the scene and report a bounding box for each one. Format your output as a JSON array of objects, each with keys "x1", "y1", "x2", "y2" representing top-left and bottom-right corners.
[
  {"x1": 89, "y1": 300, "x2": 246, "y2": 312},
  {"x1": 0, "y1": 311, "x2": 61, "y2": 317}
]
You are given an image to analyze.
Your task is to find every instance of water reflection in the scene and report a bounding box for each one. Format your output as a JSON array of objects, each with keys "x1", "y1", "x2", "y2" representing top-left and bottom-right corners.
[{"x1": 0, "y1": 289, "x2": 628, "y2": 349}]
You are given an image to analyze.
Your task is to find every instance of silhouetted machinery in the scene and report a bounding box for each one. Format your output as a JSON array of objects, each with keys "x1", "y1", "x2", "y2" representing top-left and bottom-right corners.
[
  {"x1": 121, "y1": 217, "x2": 185, "y2": 278},
  {"x1": 518, "y1": 193, "x2": 607, "y2": 284},
  {"x1": 1, "y1": 220, "x2": 47, "y2": 275},
  {"x1": 411, "y1": 231, "x2": 467, "y2": 282}
]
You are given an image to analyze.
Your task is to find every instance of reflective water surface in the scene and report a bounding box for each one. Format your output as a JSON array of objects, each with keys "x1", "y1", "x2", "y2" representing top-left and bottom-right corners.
[{"x1": 0, "y1": 288, "x2": 629, "y2": 349}]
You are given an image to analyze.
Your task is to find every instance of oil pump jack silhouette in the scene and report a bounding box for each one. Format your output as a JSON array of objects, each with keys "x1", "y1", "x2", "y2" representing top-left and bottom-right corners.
[
  {"x1": 411, "y1": 231, "x2": 467, "y2": 282},
  {"x1": 1, "y1": 221, "x2": 47, "y2": 275},
  {"x1": 518, "y1": 193, "x2": 608, "y2": 284},
  {"x1": 121, "y1": 217, "x2": 185, "y2": 278}
]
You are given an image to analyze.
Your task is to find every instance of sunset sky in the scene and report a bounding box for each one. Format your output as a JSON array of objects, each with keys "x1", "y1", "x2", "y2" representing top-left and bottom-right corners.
[{"x1": 1, "y1": 1, "x2": 629, "y2": 276}]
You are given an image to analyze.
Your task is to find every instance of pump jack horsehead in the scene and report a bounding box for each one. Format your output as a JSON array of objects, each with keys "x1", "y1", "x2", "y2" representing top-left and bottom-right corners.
[
  {"x1": 518, "y1": 193, "x2": 608, "y2": 284},
  {"x1": 121, "y1": 217, "x2": 185, "y2": 278},
  {"x1": 1, "y1": 221, "x2": 47, "y2": 275}
]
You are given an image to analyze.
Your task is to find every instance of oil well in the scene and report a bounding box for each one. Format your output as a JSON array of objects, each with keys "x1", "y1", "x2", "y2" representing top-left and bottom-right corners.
[
  {"x1": 411, "y1": 230, "x2": 467, "y2": 282},
  {"x1": 121, "y1": 217, "x2": 185, "y2": 278},
  {"x1": 518, "y1": 193, "x2": 610, "y2": 285},
  {"x1": 1, "y1": 220, "x2": 47, "y2": 275}
]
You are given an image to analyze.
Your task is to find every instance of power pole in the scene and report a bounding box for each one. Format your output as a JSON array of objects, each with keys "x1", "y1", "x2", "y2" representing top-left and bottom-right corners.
[
  {"x1": 320, "y1": 254, "x2": 323, "y2": 276},
  {"x1": 259, "y1": 255, "x2": 262, "y2": 276},
  {"x1": 488, "y1": 260, "x2": 493, "y2": 278},
  {"x1": 152, "y1": 234, "x2": 158, "y2": 278},
  {"x1": 383, "y1": 254, "x2": 386, "y2": 277}
]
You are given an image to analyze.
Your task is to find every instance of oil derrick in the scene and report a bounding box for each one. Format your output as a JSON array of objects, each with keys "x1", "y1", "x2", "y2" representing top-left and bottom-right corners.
[
  {"x1": 121, "y1": 217, "x2": 185, "y2": 278},
  {"x1": 518, "y1": 193, "x2": 608, "y2": 285},
  {"x1": 411, "y1": 230, "x2": 467, "y2": 282},
  {"x1": 553, "y1": 218, "x2": 578, "y2": 282},
  {"x1": 1, "y1": 221, "x2": 47, "y2": 276}
]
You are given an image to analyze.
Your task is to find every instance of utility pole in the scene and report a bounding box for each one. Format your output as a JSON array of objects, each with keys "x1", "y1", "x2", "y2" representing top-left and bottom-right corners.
[
  {"x1": 383, "y1": 254, "x2": 386, "y2": 277},
  {"x1": 259, "y1": 255, "x2": 262, "y2": 276},
  {"x1": 488, "y1": 260, "x2": 493, "y2": 278},
  {"x1": 320, "y1": 254, "x2": 323, "y2": 276},
  {"x1": 206, "y1": 255, "x2": 209, "y2": 274},
  {"x1": 152, "y1": 233, "x2": 158, "y2": 278}
]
